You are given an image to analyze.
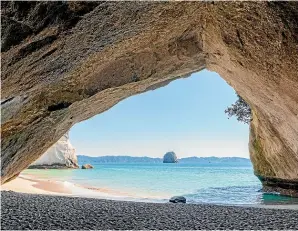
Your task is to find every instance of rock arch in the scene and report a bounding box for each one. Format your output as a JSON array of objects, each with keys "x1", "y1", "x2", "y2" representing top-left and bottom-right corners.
[{"x1": 1, "y1": 2, "x2": 298, "y2": 195}]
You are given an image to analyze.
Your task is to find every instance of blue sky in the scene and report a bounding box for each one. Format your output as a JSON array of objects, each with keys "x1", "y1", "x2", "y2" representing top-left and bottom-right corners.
[{"x1": 70, "y1": 70, "x2": 249, "y2": 158}]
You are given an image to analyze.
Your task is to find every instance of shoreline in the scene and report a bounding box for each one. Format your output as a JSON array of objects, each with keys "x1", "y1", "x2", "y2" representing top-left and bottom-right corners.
[
  {"x1": 0, "y1": 174, "x2": 168, "y2": 203},
  {"x1": 2, "y1": 191, "x2": 298, "y2": 230},
  {"x1": 1, "y1": 174, "x2": 298, "y2": 210}
]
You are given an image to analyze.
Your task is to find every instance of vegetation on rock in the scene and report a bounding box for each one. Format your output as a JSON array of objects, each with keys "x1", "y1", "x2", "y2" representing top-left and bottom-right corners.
[{"x1": 225, "y1": 94, "x2": 251, "y2": 124}]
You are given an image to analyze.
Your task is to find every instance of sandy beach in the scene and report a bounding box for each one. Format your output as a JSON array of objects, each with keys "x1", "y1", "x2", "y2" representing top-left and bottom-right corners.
[
  {"x1": 1, "y1": 175, "x2": 72, "y2": 196},
  {"x1": 3, "y1": 175, "x2": 298, "y2": 208},
  {"x1": 0, "y1": 174, "x2": 166, "y2": 202}
]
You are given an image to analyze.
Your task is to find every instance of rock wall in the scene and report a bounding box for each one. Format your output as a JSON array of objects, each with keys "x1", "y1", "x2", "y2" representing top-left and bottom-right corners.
[
  {"x1": 1, "y1": 2, "x2": 298, "y2": 195},
  {"x1": 29, "y1": 132, "x2": 78, "y2": 169}
]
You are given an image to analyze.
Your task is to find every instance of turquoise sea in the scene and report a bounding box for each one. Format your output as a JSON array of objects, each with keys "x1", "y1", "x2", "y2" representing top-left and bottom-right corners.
[{"x1": 23, "y1": 162, "x2": 298, "y2": 205}]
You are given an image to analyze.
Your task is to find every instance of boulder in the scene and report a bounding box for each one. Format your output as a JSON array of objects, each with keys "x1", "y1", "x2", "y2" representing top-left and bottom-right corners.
[
  {"x1": 82, "y1": 164, "x2": 94, "y2": 169},
  {"x1": 163, "y1": 152, "x2": 178, "y2": 163},
  {"x1": 29, "y1": 132, "x2": 79, "y2": 169},
  {"x1": 169, "y1": 196, "x2": 186, "y2": 203}
]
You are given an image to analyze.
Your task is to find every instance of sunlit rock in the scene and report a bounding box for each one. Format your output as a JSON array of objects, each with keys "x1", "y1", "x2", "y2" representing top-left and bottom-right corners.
[
  {"x1": 81, "y1": 164, "x2": 94, "y2": 169},
  {"x1": 29, "y1": 133, "x2": 79, "y2": 169}
]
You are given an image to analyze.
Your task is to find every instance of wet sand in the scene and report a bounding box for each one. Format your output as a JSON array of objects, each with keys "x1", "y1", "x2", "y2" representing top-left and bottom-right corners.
[
  {"x1": 0, "y1": 175, "x2": 162, "y2": 200},
  {"x1": 1, "y1": 175, "x2": 72, "y2": 195},
  {"x1": 2, "y1": 191, "x2": 298, "y2": 230}
]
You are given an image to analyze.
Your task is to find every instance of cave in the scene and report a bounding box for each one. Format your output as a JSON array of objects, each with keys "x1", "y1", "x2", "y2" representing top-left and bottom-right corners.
[{"x1": 1, "y1": 2, "x2": 298, "y2": 196}]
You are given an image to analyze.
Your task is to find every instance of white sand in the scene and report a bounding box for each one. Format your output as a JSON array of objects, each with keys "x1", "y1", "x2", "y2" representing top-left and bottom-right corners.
[
  {"x1": 0, "y1": 175, "x2": 72, "y2": 196},
  {"x1": 0, "y1": 175, "x2": 165, "y2": 202}
]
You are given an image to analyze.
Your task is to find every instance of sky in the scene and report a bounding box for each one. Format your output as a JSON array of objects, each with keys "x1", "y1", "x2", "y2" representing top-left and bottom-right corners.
[{"x1": 70, "y1": 70, "x2": 249, "y2": 158}]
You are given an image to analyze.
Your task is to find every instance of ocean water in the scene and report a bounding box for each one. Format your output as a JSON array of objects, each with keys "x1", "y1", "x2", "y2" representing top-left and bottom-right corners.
[{"x1": 23, "y1": 163, "x2": 298, "y2": 205}]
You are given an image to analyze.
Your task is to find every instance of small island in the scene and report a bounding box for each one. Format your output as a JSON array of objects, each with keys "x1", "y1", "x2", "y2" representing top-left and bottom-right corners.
[{"x1": 163, "y1": 151, "x2": 178, "y2": 163}]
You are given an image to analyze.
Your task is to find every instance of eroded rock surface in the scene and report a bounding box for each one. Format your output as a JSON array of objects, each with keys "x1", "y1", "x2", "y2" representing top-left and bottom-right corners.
[
  {"x1": 1, "y1": 2, "x2": 298, "y2": 195},
  {"x1": 29, "y1": 132, "x2": 78, "y2": 169}
]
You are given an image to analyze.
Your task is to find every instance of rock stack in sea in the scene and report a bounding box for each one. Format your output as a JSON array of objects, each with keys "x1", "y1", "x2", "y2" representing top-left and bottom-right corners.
[
  {"x1": 29, "y1": 132, "x2": 79, "y2": 169},
  {"x1": 163, "y1": 151, "x2": 178, "y2": 163}
]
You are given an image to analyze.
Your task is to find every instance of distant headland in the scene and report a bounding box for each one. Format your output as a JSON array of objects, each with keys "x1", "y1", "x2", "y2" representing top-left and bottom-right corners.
[{"x1": 78, "y1": 155, "x2": 251, "y2": 165}]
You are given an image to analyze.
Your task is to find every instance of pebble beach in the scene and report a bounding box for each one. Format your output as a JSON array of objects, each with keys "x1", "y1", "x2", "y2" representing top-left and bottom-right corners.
[{"x1": 2, "y1": 191, "x2": 298, "y2": 230}]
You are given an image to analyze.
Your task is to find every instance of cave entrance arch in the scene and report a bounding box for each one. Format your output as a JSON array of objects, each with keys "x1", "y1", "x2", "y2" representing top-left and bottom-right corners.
[{"x1": 33, "y1": 70, "x2": 254, "y2": 203}]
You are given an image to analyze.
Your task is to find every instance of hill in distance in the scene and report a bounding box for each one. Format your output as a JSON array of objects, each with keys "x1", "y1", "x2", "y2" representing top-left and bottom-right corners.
[{"x1": 78, "y1": 155, "x2": 251, "y2": 165}]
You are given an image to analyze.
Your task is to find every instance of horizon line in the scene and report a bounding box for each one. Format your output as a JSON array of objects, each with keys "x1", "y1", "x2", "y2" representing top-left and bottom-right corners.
[{"x1": 77, "y1": 154, "x2": 250, "y2": 160}]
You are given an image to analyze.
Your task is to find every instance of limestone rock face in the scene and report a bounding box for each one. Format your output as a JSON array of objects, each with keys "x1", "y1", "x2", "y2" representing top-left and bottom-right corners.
[
  {"x1": 29, "y1": 133, "x2": 79, "y2": 169},
  {"x1": 163, "y1": 152, "x2": 178, "y2": 163},
  {"x1": 1, "y1": 2, "x2": 298, "y2": 195}
]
